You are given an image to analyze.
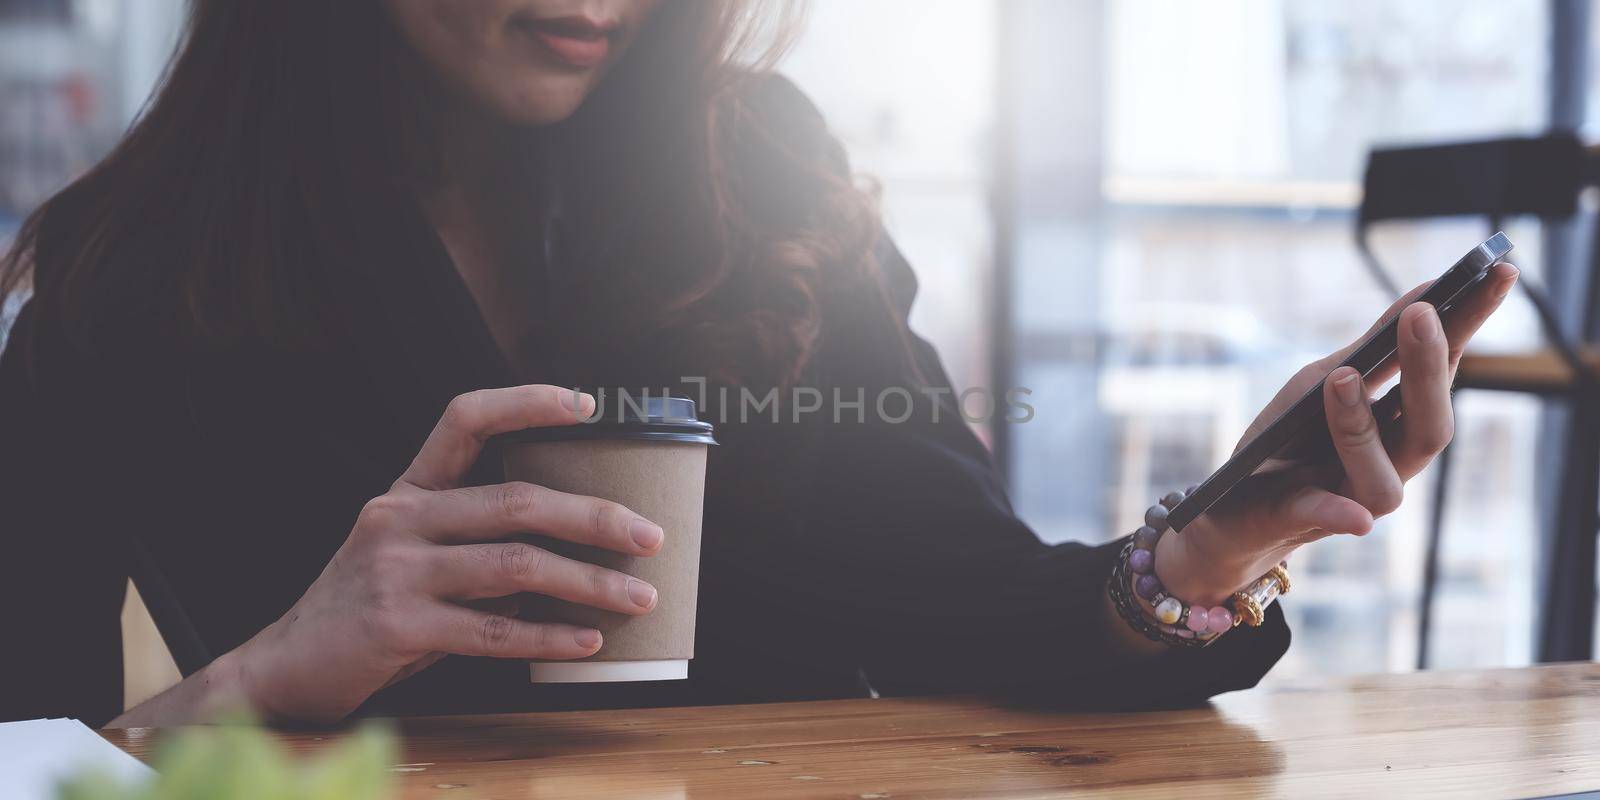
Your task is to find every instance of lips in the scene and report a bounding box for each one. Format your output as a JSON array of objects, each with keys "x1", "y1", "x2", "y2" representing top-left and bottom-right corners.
[{"x1": 514, "y1": 15, "x2": 619, "y2": 68}]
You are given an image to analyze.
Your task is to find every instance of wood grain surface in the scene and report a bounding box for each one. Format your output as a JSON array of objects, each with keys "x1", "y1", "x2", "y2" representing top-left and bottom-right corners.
[{"x1": 103, "y1": 662, "x2": 1600, "y2": 799}]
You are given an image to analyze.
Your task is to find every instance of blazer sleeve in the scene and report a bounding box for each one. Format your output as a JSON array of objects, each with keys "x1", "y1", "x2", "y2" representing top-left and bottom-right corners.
[
  {"x1": 0, "y1": 286, "x2": 129, "y2": 725},
  {"x1": 741, "y1": 72, "x2": 1291, "y2": 709},
  {"x1": 806, "y1": 236, "x2": 1291, "y2": 709}
]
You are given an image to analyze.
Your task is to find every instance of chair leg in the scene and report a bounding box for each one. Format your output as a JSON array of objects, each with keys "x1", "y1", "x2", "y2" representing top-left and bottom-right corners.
[
  {"x1": 1416, "y1": 438, "x2": 1454, "y2": 671},
  {"x1": 1537, "y1": 378, "x2": 1600, "y2": 662}
]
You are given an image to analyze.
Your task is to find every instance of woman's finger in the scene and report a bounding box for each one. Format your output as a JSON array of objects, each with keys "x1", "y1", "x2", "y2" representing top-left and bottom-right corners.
[
  {"x1": 381, "y1": 597, "x2": 520, "y2": 690},
  {"x1": 1320, "y1": 280, "x2": 1434, "y2": 368},
  {"x1": 1441, "y1": 262, "x2": 1519, "y2": 373},
  {"x1": 427, "y1": 541, "x2": 658, "y2": 613},
  {"x1": 1263, "y1": 484, "x2": 1375, "y2": 542},
  {"x1": 1363, "y1": 261, "x2": 1519, "y2": 389},
  {"x1": 400, "y1": 385, "x2": 595, "y2": 491},
  {"x1": 1244, "y1": 264, "x2": 1515, "y2": 448},
  {"x1": 417, "y1": 603, "x2": 604, "y2": 660},
  {"x1": 1391, "y1": 303, "x2": 1454, "y2": 478},
  {"x1": 422, "y1": 604, "x2": 601, "y2": 662},
  {"x1": 1322, "y1": 367, "x2": 1405, "y2": 518},
  {"x1": 415, "y1": 481, "x2": 663, "y2": 554},
  {"x1": 1235, "y1": 280, "x2": 1433, "y2": 446}
]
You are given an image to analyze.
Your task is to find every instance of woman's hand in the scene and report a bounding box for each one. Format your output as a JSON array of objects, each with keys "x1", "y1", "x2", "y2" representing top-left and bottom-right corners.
[
  {"x1": 129, "y1": 385, "x2": 665, "y2": 725},
  {"x1": 1154, "y1": 262, "x2": 1521, "y2": 606}
]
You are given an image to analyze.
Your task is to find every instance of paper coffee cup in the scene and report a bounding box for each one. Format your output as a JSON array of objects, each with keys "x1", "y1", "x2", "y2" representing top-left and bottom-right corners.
[{"x1": 496, "y1": 393, "x2": 714, "y2": 683}]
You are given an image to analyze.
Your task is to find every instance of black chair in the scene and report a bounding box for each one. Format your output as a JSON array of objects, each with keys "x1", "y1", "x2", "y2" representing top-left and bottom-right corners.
[{"x1": 1355, "y1": 134, "x2": 1600, "y2": 667}]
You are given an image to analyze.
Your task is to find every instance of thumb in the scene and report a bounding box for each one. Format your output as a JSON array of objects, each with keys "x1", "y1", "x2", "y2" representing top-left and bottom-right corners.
[{"x1": 1272, "y1": 486, "x2": 1374, "y2": 540}]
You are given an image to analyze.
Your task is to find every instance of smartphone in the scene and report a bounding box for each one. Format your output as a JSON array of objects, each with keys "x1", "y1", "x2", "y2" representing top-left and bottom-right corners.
[{"x1": 1166, "y1": 232, "x2": 1514, "y2": 532}]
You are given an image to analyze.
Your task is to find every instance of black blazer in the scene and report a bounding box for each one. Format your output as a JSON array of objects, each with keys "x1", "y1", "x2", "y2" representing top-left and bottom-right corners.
[{"x1": 0, "y1": 76, "x2": 1287, "y2": 725}]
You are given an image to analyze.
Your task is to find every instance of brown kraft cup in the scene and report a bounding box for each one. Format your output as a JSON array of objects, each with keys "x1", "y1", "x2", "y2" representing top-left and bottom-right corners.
[{"x1": 495, "y1": 393, "x2": 714, "y2": 682}]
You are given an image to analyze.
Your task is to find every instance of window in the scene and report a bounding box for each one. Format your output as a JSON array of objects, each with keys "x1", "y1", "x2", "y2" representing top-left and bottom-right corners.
[
  {"x1": 1010, "y1": 0, "x2": 1550, "y2": 677},
  {"x1": 789, "y1": 0, "x2": 1558, "y2": 678},
  {"x1": 781, "y1": 0, "x2": 998, "y2": 439},
  {"x1": 0, "y1": 0, "x2": 183, "y2": 340}
]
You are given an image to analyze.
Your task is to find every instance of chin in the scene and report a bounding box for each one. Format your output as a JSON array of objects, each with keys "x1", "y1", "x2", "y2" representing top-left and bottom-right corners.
[{"x1": 490, "y1": 76, "x2": 597, "y2": 126}]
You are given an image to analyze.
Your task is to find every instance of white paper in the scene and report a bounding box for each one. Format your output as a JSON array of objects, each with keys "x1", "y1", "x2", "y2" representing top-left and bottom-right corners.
[{"x1": 0, "y1": 718, "x2": 154, "y2": 800}]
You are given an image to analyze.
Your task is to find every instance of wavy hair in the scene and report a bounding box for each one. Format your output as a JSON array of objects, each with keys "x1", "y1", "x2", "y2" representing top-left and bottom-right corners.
[{"x1": 0, "y1": 0, "x2": 886, "y2": 394}]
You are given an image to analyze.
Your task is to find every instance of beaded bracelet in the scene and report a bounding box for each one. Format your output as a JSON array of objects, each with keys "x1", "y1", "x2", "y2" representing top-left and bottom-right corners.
[
  {"x1": 1107, "y1": 488, "x2": 1290, "y2": 648},
  {"x1": 1109, "y1": 541, "x2": 1224, "y2": 647}
]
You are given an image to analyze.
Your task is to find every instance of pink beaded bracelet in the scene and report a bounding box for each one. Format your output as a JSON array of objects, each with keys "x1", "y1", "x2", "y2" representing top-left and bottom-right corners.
[{"x1": 1108, "y1": 488, "x2": 1289, "y2": 647}]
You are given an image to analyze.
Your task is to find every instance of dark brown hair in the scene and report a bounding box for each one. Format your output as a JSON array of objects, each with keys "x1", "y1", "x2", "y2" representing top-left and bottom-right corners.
[{"x1": 0, "y1": 0, "x2": 884, "y2": 393}]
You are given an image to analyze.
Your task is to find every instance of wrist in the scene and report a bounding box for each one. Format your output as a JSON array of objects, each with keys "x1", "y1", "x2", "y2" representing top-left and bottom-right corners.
[
  {"x1": 107, "y1": 640, "x2": 257, "y2": 729},
  {"x1": 223, "y1": 621, "x2": 293, "y2": 722},
  {"x1": 1110, "y1": 491, "x2": 1292, "y2": 648},
  {"x1": 201, "y1": 646, "x2": 253, "y2": 712},
  {"x1": 1153, "y1": 521, "x2": 1255, "y2": 606}
]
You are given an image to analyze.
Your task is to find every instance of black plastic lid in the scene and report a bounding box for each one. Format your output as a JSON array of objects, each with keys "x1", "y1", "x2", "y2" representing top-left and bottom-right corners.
[{"x1": 494, "y1": 393, "x2": 716, "y2": 446}]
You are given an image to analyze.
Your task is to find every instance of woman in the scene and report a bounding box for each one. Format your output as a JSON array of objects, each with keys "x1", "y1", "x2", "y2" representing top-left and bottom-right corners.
[{"x1": 0, "y1": 0, "x2": 1517, "y2": 727}]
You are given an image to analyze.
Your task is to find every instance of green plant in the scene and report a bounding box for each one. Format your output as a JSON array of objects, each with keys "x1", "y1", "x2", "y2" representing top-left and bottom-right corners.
[{"x1": 57, "y1": 719, "x2": 398, "y2": 800}]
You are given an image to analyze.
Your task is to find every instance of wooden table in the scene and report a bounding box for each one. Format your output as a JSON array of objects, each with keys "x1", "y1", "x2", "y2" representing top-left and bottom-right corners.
[{"x1": 103, "y1": 663, "x2": 1600, "y2": 799}]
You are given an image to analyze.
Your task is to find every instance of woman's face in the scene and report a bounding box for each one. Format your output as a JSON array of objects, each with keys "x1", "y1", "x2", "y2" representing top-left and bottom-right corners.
[{"x1": 385, "y1": 0, "x2": 661, "y2": 126}]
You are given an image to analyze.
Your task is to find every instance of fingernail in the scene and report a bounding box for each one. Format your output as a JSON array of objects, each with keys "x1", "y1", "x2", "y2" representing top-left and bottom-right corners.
[
  {"x1": 561, "y1": 390, "x2": 594, "y2": 413},
  {"x1": 627, "y1": 579, "x2": 657, "y2": 609},
  {"x1": 574, "y1": 629, "x2": 602, "y2": 649},
  {"x1": 1411, "y1": 306, "x2": 1440, "y2": 342},
  {"x1": 1497, "y1": 268, "x2": 1519, "y2": 298},
  {"x1": 1332, "y1": 370, "x2": 1362, "y2": 407},
  {"x1": 629, "y1": 519, "x2": 663, "y2": 550}
]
